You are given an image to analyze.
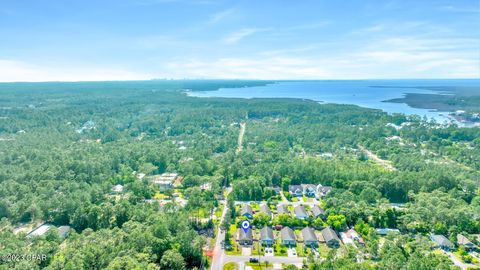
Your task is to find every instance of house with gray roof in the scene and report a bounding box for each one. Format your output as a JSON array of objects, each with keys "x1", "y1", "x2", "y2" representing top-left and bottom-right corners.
[
  {"x1": 316, "y1": 185, "x2": 332, "y2": 198},
  {"x1": 281, "y1": 227, "x2": 296, "y2": 246},
  {"x1": 259, "y1": 204, "x2": 272, "y2": 218},
  {"x1": 277, "y1": 204, "x2": 290, "y2": 216},
  {"x1": 302, "y1": 227, "x2": 318, "y2": 247},
  {"x1": 294, "y1": 205, "x2": 308, "y2": 220},
  {"x1": 260, "y1": 226, "x2": 274, "y2": 246},
  {"x1": 457, "y1": 234, "x2": 476, "y2": 251},
  {"x1": 238, "y1": 228, "x2": 253, "y2": 246},
  {"x1": 430, "y1": 234, "x2": 454, "y2": 251},
  {"x1": 301, "y1": 184, "x2": 317, "y2": 197},
  {"x1": 311, "y1": 205, "x2": 325, "y2": 219},
  {"x1": 288, "y1": 185, "x2": 303, "y2": 197},
  {"x1": 321, "y1": 227, "x2": 340, "y2": 248},
  {"x1": 57, "y1": 226, "x2": 71, "y2": 239},
  {"x1": 240, "y1": 204, "x2": 253, "y2": 219}
]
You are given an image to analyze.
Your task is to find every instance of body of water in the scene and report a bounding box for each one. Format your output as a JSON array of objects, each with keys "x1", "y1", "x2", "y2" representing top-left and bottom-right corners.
[{"x1": 188, "y1": 79, "x2": 480, "y2": 123}]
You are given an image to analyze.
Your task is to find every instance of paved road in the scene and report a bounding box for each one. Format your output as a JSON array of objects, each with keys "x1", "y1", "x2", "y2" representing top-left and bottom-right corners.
[{"x1": 211, "y1": 188, "x2": 232, "y2": 270}]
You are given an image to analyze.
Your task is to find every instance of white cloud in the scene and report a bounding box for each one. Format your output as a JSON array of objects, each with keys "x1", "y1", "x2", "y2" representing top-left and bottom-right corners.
[
  {"x1": 0, "y1": 59, "x2": 151, "y2": 82},
  {"x1": 162, "y1": 56, "x2": 331, "y2": 79},
  {"x1": 223, "y1": 28, "x2": 264, "y2": 44},
  {"x1": 159, "y1": 34, "x2": 479, "y2": 79}
]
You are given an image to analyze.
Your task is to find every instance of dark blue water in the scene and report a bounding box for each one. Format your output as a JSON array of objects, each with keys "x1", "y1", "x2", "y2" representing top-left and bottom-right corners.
[{"x1": 188, "y1": 79, "x2": 480, "y2": 123}]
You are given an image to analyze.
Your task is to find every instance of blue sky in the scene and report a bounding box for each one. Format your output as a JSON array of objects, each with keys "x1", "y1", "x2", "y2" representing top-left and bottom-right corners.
[{"x1": 0, "y1": 0, "x2": 478, "y2": 81}]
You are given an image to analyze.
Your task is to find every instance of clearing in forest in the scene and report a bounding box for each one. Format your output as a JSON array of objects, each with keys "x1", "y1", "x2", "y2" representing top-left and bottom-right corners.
[
  {"x1": 236, "y1": 122, "x2": 246, "y2": 154},
  {"x1": 358, "y1": 145, "x2": 396, "y2": 171}
]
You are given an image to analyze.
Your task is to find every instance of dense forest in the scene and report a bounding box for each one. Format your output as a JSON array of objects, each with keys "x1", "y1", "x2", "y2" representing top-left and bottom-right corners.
[{"x1": 0, "y1": 80, "x2": 479, "y2": 269}]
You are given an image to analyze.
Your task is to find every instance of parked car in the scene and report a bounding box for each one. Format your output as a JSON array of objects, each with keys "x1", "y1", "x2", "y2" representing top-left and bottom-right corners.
[{"x1": 249, "y1": 258, "x2": 259, "y2": 263}]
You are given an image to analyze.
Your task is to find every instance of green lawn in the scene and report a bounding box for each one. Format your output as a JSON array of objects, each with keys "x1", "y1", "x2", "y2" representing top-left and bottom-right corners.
[
  {"x1": 317, "y1": 243, "x2": 331, "y2": 258},
  {"x1": 223, "y1": 262, "x2": 237, "y2": 270},
  {"x1": 274, "y1": 241, "x2": 289, "y2": 257},
  {"x1": 245, "y1": 262, "x2": 273, "y2": 269}
]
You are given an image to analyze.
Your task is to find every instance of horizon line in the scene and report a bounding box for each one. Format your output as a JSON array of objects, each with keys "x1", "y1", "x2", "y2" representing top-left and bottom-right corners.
[{"x1": 0, "y1": 77, "x2": 479, "y2": 84}]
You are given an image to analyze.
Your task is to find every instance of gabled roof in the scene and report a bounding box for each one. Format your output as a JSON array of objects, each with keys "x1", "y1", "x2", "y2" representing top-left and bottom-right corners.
[
  {"x1": 260, "y1": 226, "x2": 274, "y2": 241},
  {"x1": 302, "y1": 227, "x2": 317, "y2": 242},
  {"x1": 311, "y1": 205, "x2": 325, "y2": 217},
  {"x1": 457, "y1": 234, "x2": 475, "y2": 247},
  {"x1": 317, "y1": 186, "x2": 332, "y2": 195},
  {"x1": 288, "y1": 185, "x2": 303, "y2": 194},
  {"x1": 281, "y1": 227, "x2": 296, "y2": 241},
  {"x1": 57, "y1": 226, "x2": 71, "y2": 238},
  {"x1": 322, "y1": 227, "x2": 340, "y2": 243},
  {"x1": 277, "y1": 204, "x2": 289, "y2": 215},
  {"x1": 294, "y1": 205, "x2": 308, "y2": 218},
  {"x1": 343, "y1": 228, "x2": 364, "y2": 244},
  {"x1": 260, "y1": 204, "x2": 272, "y2": 216},
  {"x1": 301, "y1": 184, "x2": 317, "y2": 191},
  {"x1": 431, "y1": 235, "x2": 454, "y2": 248},
  {"x1": 241, "y1": 204, "x2": 253, "y2": 216},
  {"x1": 239, "y1": 228, "x2": 253, "y2": 241}
]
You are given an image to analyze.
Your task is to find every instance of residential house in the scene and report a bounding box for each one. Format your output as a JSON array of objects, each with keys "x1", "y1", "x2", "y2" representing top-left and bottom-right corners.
[
  {"x1": 302, "y1": 227, "x2": 318, "y2": 247},
  {"x1": 288, "y1": 185, "x2": 303, "y2": 197},
  {"x1": 294, "y1": 205, "x2": 308, "y2": 220},
  {"x1": 301, "y1": 184, "x2": 317, "y2": 197},
  {"x1": 457, "y1": 234, "x2": 476, "y2": 251},
  {"x1": 241, "y1": 204, "x2": 253, "y2": 219},
  {"x1": 58, "y1": 226, "x2": 71, "y2": 239},
  {"x1": 277, "y1": 204, "x2": 290, "y2": 216},
  {"x1": 260, "y1": 226, "x2": 275, "y2": 246},
  {"x1": 289, "y1": 184, "x2": 333, "y2": 198},
  {"x1": 148, "y1": 173, "x2": 179, "y2": 191},
  {"x1": 238, "y1": 229, "x2": 253, "y2": 246},
  {"x1": 340, "y1": 229, "x2": 364, "y2": 247},
  {"x1": 27, "y1": 224, "x2": 51, "y2": 238},
  {"x1": 311, "y1": 205, "x2": 325, "y2": 219},
  {"x1": 259, "y1": 204, "x2": 272, "y2": 218},
  {"x1": 322, "y1": 227, "x2": 340, "y2": 248},
  {"x1": 430, "y1": 235, "x2": 455, "y2": 251},
  {"x1": 281, "y1": 227, "x2": 296, "y2": 246},
  {"x1": 316, "y1": 185, "x2": 332, "y2": 198}
]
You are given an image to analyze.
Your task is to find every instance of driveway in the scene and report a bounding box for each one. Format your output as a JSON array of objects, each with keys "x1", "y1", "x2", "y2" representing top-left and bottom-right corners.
[
  {"x1": 264, "y1": 247, "x2": 274, "y2": 257},
  {"x1": 241, "y1": 247, "x2": 252, "y2": 256},
  {"x1": 442, "y1": 250, "x2": 471, "y2": 270},
  {"x1": 287, "y1": 248, "x2": 298, "y2": 257}
]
